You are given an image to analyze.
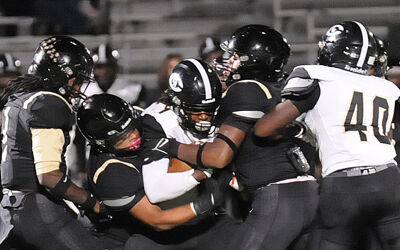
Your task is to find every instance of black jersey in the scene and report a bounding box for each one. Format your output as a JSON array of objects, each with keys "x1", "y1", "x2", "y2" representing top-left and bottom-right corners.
[
  {"x1": 1, "y1": 91, "x2": 74, "y2": 191},
  {"x1": 220, "y1": 80, "x2": 299, "y2": 192},
  {"x1": 87, "y1": 150, "x2": 145, "y2": 212}
]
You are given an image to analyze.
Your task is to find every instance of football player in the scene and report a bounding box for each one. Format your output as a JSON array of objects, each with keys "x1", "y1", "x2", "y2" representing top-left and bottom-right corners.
[
  {"x1": 84, "y1": 43, "x2": 146, "y2": 107},
  {"x1": 77, "y1": 93, "x2": 224, "y2": 248},
  {"x1": 254, "y1": 21, "x2": 400, "y2": 248},
  {"x1": 199, "y1": 36, "x2": 224, "y2": 66},
  {"x1": 0, "y1": 36, "x2": 104, "y2": 249},
  {"x1": 149, "y1": 24, "x2": 319, "y2": 249},
  {"x1": 139, "y1": 58, "x2": 238, "y2": 249}
]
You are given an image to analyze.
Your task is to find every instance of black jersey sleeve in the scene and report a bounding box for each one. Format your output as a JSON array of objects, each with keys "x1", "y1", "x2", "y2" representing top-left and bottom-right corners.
[
  {"x1": 281, "y1": 67, "x2": 321, "y2": 113},
  {"x1": 141, "y1": 114, "x2": 167, "y2": 139},
  {"x1": 282, "y1": 66, "x2": 319, "y2": 98},
  {"x1": 93, "y1": 160, "x2": 145, "y2": 212},
  {"x1": 27, "y1": 94, "x2": 74, "y2": 130},
  {"x1": 221, "y1": 80, "x2": 280, "y2": 132},
  {"x1": 393, "y1": 100, "x2": 400, "y2": 124}
]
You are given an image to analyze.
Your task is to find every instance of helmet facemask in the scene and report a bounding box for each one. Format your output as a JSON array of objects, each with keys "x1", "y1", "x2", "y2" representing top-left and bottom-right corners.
[{"x1": 173, "y1": 102, "x2": 219, "y2": 138}]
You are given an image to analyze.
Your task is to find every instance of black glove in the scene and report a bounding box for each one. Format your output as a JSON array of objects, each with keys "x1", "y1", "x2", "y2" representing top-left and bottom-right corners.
[
  {"x1": 284, "y1": 121, "x2": 307, "y2": 138},
  {"x1": 140, "y1": 138, "x2": 181, "y2": 162},
  {"x1": 191, "y1": 178, "x2": 223, "y2": 215}
]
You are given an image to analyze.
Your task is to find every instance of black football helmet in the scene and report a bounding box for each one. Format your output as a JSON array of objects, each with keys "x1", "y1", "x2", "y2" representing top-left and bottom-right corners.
[
  {"x1": 92, "y1": 43, "x2": 120, "y2": 66},
  {"x1": 317, "y1": 21, "x2": 378, "y2": 75},
  {"x1": 91, "y1": 44, "x2": 120, "y2": 92},
  {"x1": 373, "y1": 36, "x2": 388, "y2": 78},
  {"x1": 28, "y1": 35, "x2": 94, "y2": 101},
  {"x1": 199, "y1": 37, "x2": 222, "y2": 60},
  {"x1": 168, "y1": 59, "x2": 222, "y2": 138},
  {"x1": 0, "y1": 53, "x2": 22, "y2": 76},
  {"x1": 77, "y1": 93, "x2": 141, "y2": 152},
  {"x1": 216, "y1": 24, "x2": 291, "y2": 86}
]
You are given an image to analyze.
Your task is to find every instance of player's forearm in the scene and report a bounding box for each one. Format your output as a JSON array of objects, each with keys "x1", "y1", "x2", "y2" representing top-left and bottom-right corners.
[
  {"x1": 150, "y1": 205, "x2": 196, "y2": 230},
  {"x1": 38, "y1": 170, "x2": 99, "y2": 212},
  {"x1": 254, "y1": 101, "x2": 300, "y2": 137},
  {"x1": 177, "y1": 140, "x2": 233, "y2": 169}
]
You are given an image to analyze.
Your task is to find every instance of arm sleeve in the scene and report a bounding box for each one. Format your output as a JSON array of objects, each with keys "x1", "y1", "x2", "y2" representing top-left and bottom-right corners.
[
  {"x1": 289, "y1": 84, "x2": 321, "y2": 114},
  {"x1": 393, "y1": 100, "x2": 400, "y2": 124},
  {"x1": 142, "y1": 158, "x2": 199, "y2": 203},
  {"x1": 281, "y1": 67, "x2": 321, "y2": 113},
  {"x1": 31, "y1": 128, "x2": 64, "y2": 175}
]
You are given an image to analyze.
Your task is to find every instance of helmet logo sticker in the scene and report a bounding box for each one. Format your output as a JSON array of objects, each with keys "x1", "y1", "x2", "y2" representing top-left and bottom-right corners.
[
  {"x1": 169, "y1": 73, "x2": 183, "y2": 92},
  {"x1": 326, "y1": 25, "x2": 344, "y2": 37}
]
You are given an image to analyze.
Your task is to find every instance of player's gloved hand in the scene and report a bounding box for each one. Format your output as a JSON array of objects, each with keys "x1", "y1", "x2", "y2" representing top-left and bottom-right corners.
[
  {"x1": 190, "y1": 178, "x2": 223, "y2": 215},
  {"x1": 141, "y1": 138, "x2": 181, "y2": 161},
  {"x1": 284, "y1": 121, "x2": 307, "y2": 138}
]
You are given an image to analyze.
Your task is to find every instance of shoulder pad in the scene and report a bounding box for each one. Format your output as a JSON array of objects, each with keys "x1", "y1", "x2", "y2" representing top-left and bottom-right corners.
[
  {"x1": 282, "y1": 67, "x2": 319, "y2": 98},
  {"x1": 222, "y1": 80, "x2": 279, "y2": 121},
  {"x1": 92, "y1": 159, "x2": 144, "y2": 210},
  {"x1": 27, "y1": 92, "x2": 74, "y2": 129}
]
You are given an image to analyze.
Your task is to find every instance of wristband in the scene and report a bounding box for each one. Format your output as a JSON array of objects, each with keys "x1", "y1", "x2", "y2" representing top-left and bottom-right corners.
[
  {"x1": 50, "y1": 173, "x2": 72, "y2": 198},
  {"x1": 168, "y1": 139, "x2": 180, "y2": 157},
  {"x1": 80, "y1": 192, "x2": 97, "y2": 211},
  {"x1": 196, "y1": 143, "x2": 207, "y2": 169}
]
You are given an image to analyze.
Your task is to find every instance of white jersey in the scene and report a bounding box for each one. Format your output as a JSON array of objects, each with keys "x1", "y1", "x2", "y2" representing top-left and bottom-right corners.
[
  {"x1": 287, "y1": 65, "x2": 400, "y2": 177},
  {"x1": 141, "y1": 102, "x2": 215, "y2": 203}
]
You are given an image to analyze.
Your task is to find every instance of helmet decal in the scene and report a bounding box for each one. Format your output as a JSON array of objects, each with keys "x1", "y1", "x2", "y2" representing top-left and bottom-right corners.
[
  {"x1": 169, "y1": 72, "x2": 183, "y2": 92},
  {"x1": 326, "y1": 25, "x2": 344, "y2": 38}
]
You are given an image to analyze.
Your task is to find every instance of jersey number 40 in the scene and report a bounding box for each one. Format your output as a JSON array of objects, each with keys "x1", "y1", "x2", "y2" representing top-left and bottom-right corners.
[{"x1": 344, "y1": 91, "x2": 390, "y2": 144}]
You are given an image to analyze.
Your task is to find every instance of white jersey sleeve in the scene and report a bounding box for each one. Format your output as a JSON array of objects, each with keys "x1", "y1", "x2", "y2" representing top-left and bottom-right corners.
[{"x1": 142, "y1": 158, "x2": 199, "y2": 203}]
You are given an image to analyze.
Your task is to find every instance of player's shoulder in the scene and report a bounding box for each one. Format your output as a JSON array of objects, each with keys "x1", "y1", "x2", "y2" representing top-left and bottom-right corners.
[
  {"x1": 282, "y1": 65, "x2": 327, "y2": 98},
  {"x1": 90, "y1": 155, "x2": 143, "y2": 208},
  {"x1": 25, "y1": 91, "x2": 73, "y2": 129},
  {"x1": 224, "y1": 79, "x2": 274, "y2": 100}
]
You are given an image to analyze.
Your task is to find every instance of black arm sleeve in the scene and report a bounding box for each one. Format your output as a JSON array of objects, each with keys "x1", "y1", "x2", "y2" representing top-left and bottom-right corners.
[
  {"x1": 393, "y1": 100, "x2": 400, "y2": 124},
  {"x1": 289, "y1": 84, "x2": 321, "y2": 114}
]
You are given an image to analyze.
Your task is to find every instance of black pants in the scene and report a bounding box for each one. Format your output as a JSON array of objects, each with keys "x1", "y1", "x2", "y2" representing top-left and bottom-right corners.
[
  {"x1": 4, "y1": 192, "x2": 105, "y2": 250},
  {"x1": 319, "y1": 166, "x2": 400, "y2": 249},
  {"x1": 124, "y1": 213, "x2": 240, "y2": 250},
  {"x1": 227, "y1": 180, "x2": 319, "y2": 250}
]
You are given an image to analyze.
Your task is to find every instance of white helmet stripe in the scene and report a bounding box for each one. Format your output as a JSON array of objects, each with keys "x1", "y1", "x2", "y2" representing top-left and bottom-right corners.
[
  {"x1": 186, "y1": 59, "x2": 212, "y2": 100},
  {"x1": 98, "y1": 44, "x2": 106, "y2": 63},
  {"x1": 4, "y1": 53, "x2": 16, "y2": 71},
  {"x1": 354, "y1": 21, "x2": 369, "y2": 68}
]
